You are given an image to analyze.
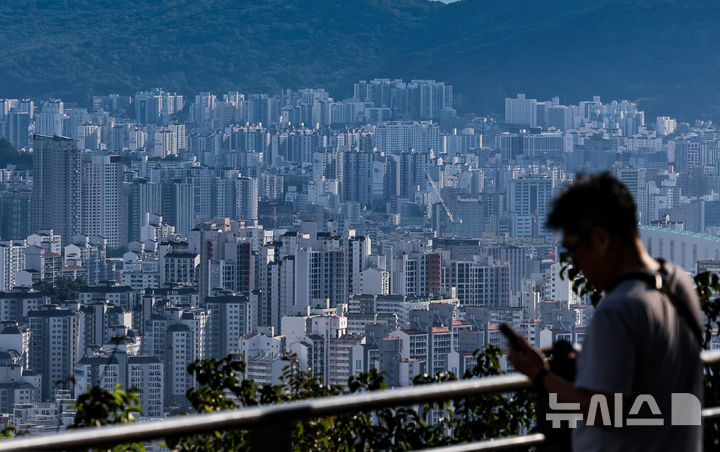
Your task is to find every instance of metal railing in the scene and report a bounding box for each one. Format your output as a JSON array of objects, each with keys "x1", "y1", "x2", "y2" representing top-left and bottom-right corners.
[{"x1": 0, "y1": 350, "x2": 719, "y2": 451}]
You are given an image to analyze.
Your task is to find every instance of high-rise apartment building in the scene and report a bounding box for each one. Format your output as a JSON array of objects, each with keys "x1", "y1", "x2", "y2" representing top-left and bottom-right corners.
[
  {"x1": 390, "y1": 150, "x2": 429, "y2": 199},
  {"x1": 135, "y1": 89, "x2": 183, "y2": 125},
  {"x1": 656, "y1": 116, "x2": 677, "y2": 136},
  {"x1": 7, "y1": 111, "x2": 30, "y2": 149},
  {"x1": 508, "y1": 176, "x2": 554, "y2": 239},
  {"x1": 35, "y1": 100, "x2": 64, "y2": 137},
  {"x1": 413, "y1": 79, "x2": 454, "y2": 120},
  {"x1": 143, "y1": 306, "x2": 206, "y2": 408},
  {"x1": 205, "y1": 291, "x2": 253, "y2": 359},
  {"x1": 127, "y1": 356, "x2": 164, "y2": 417},
  {"x1": 353, "y1": 79, "x2": 454, "y2": 120},
  {"x1": 213, "y1": 176, "x2": 258, "y2": 222},
  {"x1": 161, "y1": 179, "x2": 195, "y2": 236},
  {"x1": 0, "y1": 240, "x2": 26, "y2": 292},
  {"x1": 0, "y1": 287, "x2": 48, "y2": 324},
  {"x1": 27, "y1": 305, "x2": 84, "y2": 400},
  {"x1": 443, "y1": 256, "x2": 510, "y2": 307},
  {"x1": 265, "y1": 255, "x2": 299, "y2": 333},
  {"x1": 235, "y1": 176, "x2": 258, "y2": 221},
  {"x1": 32, "y1": 135, "x2": 82, "y2": 245},
  {"x1": 614, "y1": 167, "x2": 647, "y2": 223},
  {"x1": 373, "y1": 121, "x2": 440, "y2": 154},
  {"x1": 81, "y1": 153, "x2": 123, "y2": 248},
  {"x1": 73, "y1": 353, "x2": 165, "y2": 418},
  {"x1": 338, "y1": 150, "x2": 373, "y2": 206},
  {"x1": 390, "y1": 252, "x2": 441, "y2": 298},
  {"x1": 505, "y1": 94, "x2": 537, "y2": 127},
  {"x1": 125, "y1": 179, "x2": 162, "y2": 243}
]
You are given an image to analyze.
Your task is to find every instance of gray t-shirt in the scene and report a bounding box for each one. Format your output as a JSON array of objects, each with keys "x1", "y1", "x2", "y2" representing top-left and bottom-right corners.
[{"x1": 572, "y1": 260, "x2": 703, "y2": 452}]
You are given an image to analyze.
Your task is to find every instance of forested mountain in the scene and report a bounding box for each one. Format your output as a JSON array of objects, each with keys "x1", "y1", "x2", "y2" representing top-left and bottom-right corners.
[{"x1": 1, "y1": 0, "x2": 718, "y2": 119}]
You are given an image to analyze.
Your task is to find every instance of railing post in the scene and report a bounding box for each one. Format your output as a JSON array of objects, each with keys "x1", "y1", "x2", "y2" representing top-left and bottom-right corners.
[{"x1": 250, "y1": 420, "x2": 294, "y2": 451}]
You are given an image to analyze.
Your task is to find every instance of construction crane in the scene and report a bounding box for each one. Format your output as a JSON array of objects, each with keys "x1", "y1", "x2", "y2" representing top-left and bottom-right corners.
[{"x1": 425, "y1": 168, "x2": 455, "y2": 224}]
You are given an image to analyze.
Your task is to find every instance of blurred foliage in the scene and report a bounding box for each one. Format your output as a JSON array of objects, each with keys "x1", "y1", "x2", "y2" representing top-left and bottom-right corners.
[
  {"x1": 0, "y1": 425, "x2": 16, "y2": 439},
  {"x1": 70, "y1": 384, "x2": 144, "y2": 452},
  {"x1": 558, "y1": 252, "x2": 602, "y2": 306},
  {"x1": 168, "y1": 345, "x2": 534, "y2": 451}
]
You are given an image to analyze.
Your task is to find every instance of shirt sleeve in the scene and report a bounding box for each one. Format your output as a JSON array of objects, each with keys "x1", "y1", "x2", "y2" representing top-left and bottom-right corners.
[{"x1": 575, "y1": 305, "x2": 637, "y2": 395}]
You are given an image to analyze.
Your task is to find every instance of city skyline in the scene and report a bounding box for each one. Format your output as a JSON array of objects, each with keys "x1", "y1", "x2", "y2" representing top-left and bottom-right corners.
[
  {"x1": 0, "y1": 73, "x2": 718, "y2": 442},
  {"x1": 0, "y1": 0, "x2": 716, "y2": 448}
]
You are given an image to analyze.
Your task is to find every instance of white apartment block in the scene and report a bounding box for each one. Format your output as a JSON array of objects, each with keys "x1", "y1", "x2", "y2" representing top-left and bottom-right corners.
[
  {"x1": 443, "y1": 256, "x2": 510, "y2": 307},
  {"x1": 0, "y1": 241, "x2": 26, "y2": 292},
  {"x1": 245, "y1": 353, "x2": 285, "y2": 385},
  {"x1": 80, "y1": 154, "x2": 123, "y2": 248},
  {"x1": 505, "y1": 94, "x2": 537, "y2": 127},
  {"x1": 373, "y1": 121, "x2": 440, "y2": 154},
  {"x1": 128, "y1": 356, "x2": 164, "y2": 418}
]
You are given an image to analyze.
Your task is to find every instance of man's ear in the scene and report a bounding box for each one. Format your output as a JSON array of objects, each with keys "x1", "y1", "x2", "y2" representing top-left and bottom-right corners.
[{"x1": 590, "y1": 226, "x2": 612, "y2": 254}]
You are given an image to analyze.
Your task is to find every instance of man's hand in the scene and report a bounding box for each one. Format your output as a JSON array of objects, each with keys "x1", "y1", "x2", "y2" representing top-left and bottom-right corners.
[
  {"x1": 507, "y1": 332, "x2": 600, "y2": 415},
  {"x1": 506, "y1": 332, "x2": 548, "y2": 380}
]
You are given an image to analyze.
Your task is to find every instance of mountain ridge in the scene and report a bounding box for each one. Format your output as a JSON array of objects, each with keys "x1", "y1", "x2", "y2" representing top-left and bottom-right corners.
[{"x1": 1, "y1": 0, "x2": 719, "y2": 119}]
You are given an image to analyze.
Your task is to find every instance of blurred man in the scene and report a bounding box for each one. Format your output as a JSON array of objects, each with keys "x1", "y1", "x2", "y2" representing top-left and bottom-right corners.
[{"x1": 508, "y1": 173, "x2": 703, "y2": 451}]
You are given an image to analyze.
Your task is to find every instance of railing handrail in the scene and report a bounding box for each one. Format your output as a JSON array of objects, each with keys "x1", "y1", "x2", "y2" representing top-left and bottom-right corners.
[
  {"x1": 415, "y1": 433, "x2": 547, "y2": 452},
  {"x1": 0, "y1": 374, "x2": 531, "y2": 451},
  {"x1": 0, "y1": 349, "x2": 718, "y2": 451},
  {"x1": 702, "y1": 349, "x2": 720, "y2": 364}
]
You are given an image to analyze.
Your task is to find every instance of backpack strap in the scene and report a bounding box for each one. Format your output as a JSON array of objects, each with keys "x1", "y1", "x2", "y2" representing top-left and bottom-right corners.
[{"x1": 611, "y1": 269, "x2": 703, "y2": 348}]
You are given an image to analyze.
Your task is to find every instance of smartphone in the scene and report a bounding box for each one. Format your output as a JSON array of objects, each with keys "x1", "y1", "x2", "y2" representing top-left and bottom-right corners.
[{"x1": 499, "y1": 323, "x2": 523, "y2": 351}]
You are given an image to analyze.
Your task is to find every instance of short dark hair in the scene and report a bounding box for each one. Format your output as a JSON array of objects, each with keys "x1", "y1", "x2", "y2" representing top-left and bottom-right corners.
[{"x1": 547, "y1": 172, "x2": 638, "y2": 243}]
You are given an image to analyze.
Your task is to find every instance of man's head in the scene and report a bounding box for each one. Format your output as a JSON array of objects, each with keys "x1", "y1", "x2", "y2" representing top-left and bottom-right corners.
[{"x1": 547, "y1": 172, "x2": 640, "y2": 290}]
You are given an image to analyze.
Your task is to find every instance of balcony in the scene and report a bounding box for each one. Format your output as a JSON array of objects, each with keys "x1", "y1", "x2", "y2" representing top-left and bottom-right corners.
[{"x1": 1, "y1": 350, "x2": 719, "y2": 451}]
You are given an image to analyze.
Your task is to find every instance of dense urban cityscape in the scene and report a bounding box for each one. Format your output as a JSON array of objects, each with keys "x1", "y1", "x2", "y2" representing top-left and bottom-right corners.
[{"x1": 0, "y1": 78, "x2": 719, "y2": 436}]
